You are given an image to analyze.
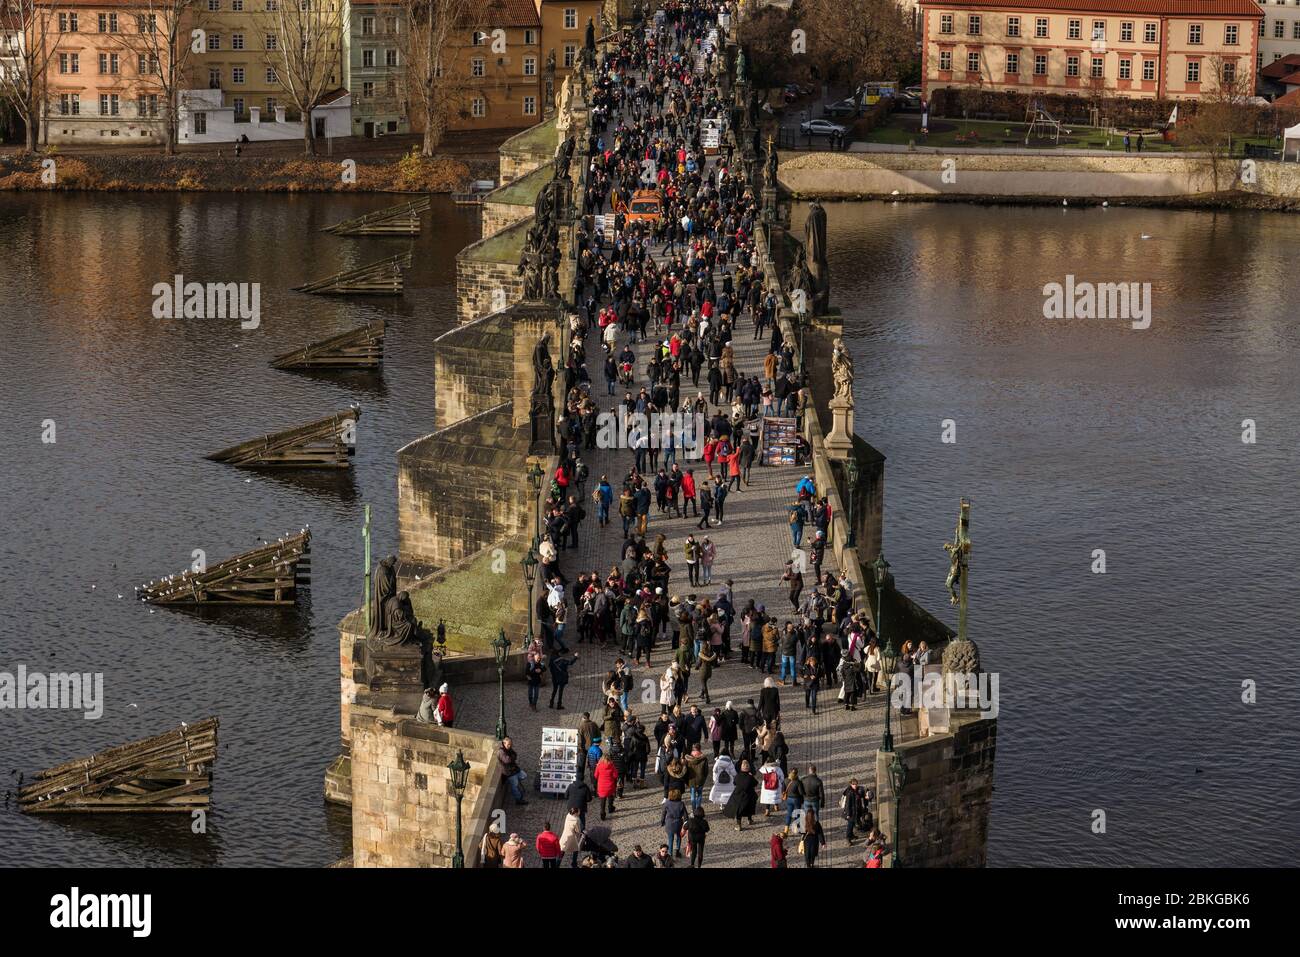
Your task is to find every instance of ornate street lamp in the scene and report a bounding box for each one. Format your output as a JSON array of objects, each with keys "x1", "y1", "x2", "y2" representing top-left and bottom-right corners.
[
  {"x1": 448, "y1": 749, "x2": 470, "y2": 869},
  {"x1": 888, "y1": 751, "x2": 908, "y2": 869},
  {"x1": 521, "y1": 548, "x2": 539, "y2": 645},
  {"x1": 845, "y1": 457, "x2": 860, "y2": 549},
  {"x1": 873, "y1": 552, "x2": 897, "y2": 753},
  {"x1": 492, "y1": 629, "x2": 511, "y2": 742},
  {"x1": 527, "y1": 460, "x2": 545, "y2": 536}
]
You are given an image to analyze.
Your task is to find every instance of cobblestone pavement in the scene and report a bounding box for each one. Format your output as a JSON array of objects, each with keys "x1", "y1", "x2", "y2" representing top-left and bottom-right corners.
[{"x1": 456, "y1": 266, "x2": 887, "y2": 868}]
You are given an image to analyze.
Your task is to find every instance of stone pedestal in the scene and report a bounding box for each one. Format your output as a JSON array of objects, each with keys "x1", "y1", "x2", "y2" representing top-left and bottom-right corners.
[{"x1": 826, "y1": 396, "x2": 854, "y2": 456}]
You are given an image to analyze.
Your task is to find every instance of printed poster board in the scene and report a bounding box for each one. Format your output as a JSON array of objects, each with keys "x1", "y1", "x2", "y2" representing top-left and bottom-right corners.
[
  {"x1": 761, "y1": 415, "x2": 799, "y2": 467},
  {"x1": 540, "y1": 726, "x2": 580, "y2": 795}
]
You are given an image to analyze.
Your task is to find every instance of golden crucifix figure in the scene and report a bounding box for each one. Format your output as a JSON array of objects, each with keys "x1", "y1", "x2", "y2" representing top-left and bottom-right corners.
[{"x1": 943, "y1": 499, "x2": 972, "y2": 641}]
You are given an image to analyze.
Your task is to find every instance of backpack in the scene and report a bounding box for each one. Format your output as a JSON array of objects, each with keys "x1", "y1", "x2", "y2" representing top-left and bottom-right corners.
[
  {"x1": 717, "y1": 767, "x2": 731, "y2": 785},
  {"x1": 763, "y1": 769, "x2": 779, "y2": 791}
]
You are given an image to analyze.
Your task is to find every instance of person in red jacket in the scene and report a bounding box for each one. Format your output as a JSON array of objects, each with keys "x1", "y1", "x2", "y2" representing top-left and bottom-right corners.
[
  {"x1": 435, "y1": 683, "x2": 455, "y2": 727},
  {"x1": 594, "y1": 753, "x2": 620, "y2": 820},
  {"x1": 681, "y1": 469, "x2": 698, "y2": 518},
  {"x1": 535, "y1": 822, "x2": 562, "y2": 869},
  {"x1": 770, "y1": 829, "x2": 788, "y2": 869}
]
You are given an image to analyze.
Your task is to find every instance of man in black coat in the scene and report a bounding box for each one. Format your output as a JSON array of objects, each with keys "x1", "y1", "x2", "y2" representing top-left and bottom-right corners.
[
  {"x1": 720, "y1": 702, "x2": 739, "y2": 756},
  {"x1": 802, "y1": 764, "x2": 827, "y2": 816},
  {"x1": 566, "y1": 777, "x2": 594, "y2": 831},
  {"x1": 549, "y1": 652, "x2": 578, "y2": 709}
]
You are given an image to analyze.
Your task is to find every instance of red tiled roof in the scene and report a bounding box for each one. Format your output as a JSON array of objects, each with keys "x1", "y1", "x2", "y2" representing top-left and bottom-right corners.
[
  {"x1": 483, "y1": 0, "x2": 541, "y2": 27},
  {"x1": 1277, "y1": 71, "x2": 1300, "y2": 87},
  {"x1": 1260, "y1": 54, "x2": 1300, "y2": 79},
  {"x1": 1272, "y1": 88, "x2": 1300, "y2": 108},
  {"x1": 919, "y1": 0, "x2": 1261, "y2": 15}
]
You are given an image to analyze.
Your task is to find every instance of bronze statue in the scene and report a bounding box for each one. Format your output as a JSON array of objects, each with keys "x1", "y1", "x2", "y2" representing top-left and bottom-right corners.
[
  {"x1": 530, "y1": 334, "x2": 556, "y2": 452},
  {"x1": 374, "y1": 589, "x2": 425, "y2": 648},
  {"x1": 806, "y1": 200, "x2": 830, "y2": 314},
  {"x1": 585, "y1": 17, "x2": 596, "y2": 53},
  {"x1": 736, "y1": 47, "x2": 747, "y2": 85},
  {"x1": 366, "y1": 555, "x2": 397, "y2": 641}
]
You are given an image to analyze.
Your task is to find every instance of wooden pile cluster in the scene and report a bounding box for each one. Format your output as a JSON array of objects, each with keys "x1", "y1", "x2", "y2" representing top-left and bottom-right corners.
[
  {"x1": 19, "y1": 718, "x2": 218, "y2": 814},
  {"x1": 138, "y1": 529, "x2": 310, "y2": 605},
  {"x1": 270, "y1": 319, "x2": 385, "y2": 370},
  {"x1": 208, "y1": 406, "x2": 360, "y2": 468}
]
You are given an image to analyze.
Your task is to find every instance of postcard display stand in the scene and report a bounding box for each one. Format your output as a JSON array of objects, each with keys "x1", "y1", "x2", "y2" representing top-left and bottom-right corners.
[
  {"x1": 761, "y1": 416, "x2": 799, "y2": 466},
  {"x1": 540, "y1": 727, "x2": 581, "y2": 796}
]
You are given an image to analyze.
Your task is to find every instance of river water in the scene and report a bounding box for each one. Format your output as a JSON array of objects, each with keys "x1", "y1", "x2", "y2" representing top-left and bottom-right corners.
[{"x1": 0, "y1": 193, "x2": 1294, "y2": 866}]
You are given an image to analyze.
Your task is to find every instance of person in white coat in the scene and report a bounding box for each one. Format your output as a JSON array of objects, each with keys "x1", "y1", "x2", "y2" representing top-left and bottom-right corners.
[
  {"x1": 757, "y1": 759, "x2": 786, "y2": 816},
  {"x1": 709, "y1": 752, "x2": 736, "y2": 808},
  {"x1": 659, "y1": 664, "x2": 677, "y2": 710},
  {"x1": 559, "y1": 807, "x2": 584, "y2": 868}
]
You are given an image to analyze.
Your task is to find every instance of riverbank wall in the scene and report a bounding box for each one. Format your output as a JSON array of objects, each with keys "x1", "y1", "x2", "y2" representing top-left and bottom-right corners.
[
  {"x1": 779, "y1": 148, "x2": 1300, "y2": 209},
  {"x1": 0, "y1": 151, "x2": 476, "y2": 193}
]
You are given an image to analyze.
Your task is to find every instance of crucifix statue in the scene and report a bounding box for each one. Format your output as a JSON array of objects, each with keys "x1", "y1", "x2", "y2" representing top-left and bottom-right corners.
[
  {"x1": 943, "y1": 499, "x2": 972, "y2": 641},
  {"x1": 362, "y1": 503, "x2": 372, "y2": 620}
]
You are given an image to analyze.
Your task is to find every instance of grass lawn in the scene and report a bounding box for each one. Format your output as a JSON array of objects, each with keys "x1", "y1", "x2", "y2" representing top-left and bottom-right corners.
[
  {"x1": 862, "y1": 114, "x2": 1278, "y2": 154},
  {"x1": 408, "y1": 543, "x2": 527, "y2": 655}
]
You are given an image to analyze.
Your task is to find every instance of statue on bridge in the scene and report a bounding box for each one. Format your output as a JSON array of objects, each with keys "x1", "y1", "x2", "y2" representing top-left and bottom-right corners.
[
  {"x1": 367, "y1": 555, "x2": 397, "y2": 642},
  {"x1": 544, "y1": 49, "x2": 556, "y2": 115},
  {"x1": 805, "y1": 200, "x2": 831, "y2": 315},
  {"x1": 831, "y1": 338, "x2": 854, "y2": 408},
  {"x1": 530, "y1": 333, "x2": 557, "y2": 453}
]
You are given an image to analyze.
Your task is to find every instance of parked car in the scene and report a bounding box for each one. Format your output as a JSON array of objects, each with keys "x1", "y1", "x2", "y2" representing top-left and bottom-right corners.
[
  {"x1": 904, "y1": 85, "x2": 923, "y2": 97},
  {"x1": 893, "y1": 93, "x2": 923, "y2": 113},
  {"x1": 823, "y1": 99, "x2": 860, "y2": 118},
  {"x1": 799, "y1": 118, "x2": 847, "y2": 137}
]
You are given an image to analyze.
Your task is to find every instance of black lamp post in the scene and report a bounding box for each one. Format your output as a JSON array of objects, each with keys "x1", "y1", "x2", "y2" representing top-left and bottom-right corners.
[
  {"x1": 492, "y1": 629, "x2": 511, "y2": 742},
  {"x1": 527, "y1": 461, "x2": 545, "y2": 537},
  {"x1": 845, "y1": 457, "x2": 860, "y2": 549},
  {"x1": 448, "y1": 749, "x2": 470, "y2": 868},
  {"x1": 521, "y1": 548, "x2": 539, "y2": 646},
  {"x1": 888, "y1": 750, "x2": 908, "y2": 869},
  {"x1": 873, "y1": 552, "x2": 896, "y2": 753}
]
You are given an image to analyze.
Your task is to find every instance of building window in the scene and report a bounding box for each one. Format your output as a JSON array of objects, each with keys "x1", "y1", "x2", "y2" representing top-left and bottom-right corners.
[
  {"x1": 58, "y1": 13, "x2": 78, "y2": 32},
  {"x1": 1006, "y1": 52, "x2": 1019, "y2": 74},
  {"x1": 524, "y1": 56, "x2": 536, "y2": 76},
  {"x1": 100, "y1": 93, "x2": 119, "y2": 116},
  {"x1": 208, "y1": 33, "x2": 220, "y2": 51},
  {"x1": 98, "y1": 53, "x2": 119, "y2": 75},
  {"x1": 1119, "y1": 58, "x2": 1132, "y2": 79},
  {"x1": 1035, "y1": 17, "x2": 1048, "y2": 39},
  {"x1": 232, "y1": 33, "x2": 244, "y2": 50},
  {"x1": 1068, "y1": 19, "x2": 1081, "y2": 40},
  {"x1": 1221, "y1": 60, "x2": 1236, "y2": 84},
  {"x1": 939, "y1": 50, "x2": 951, "y2": 71},
  {"x1": 1120, "y1": 21, "x2": 1133, "y2": 42},
  {"x1": 266, "y1": 98, "x2": 277, "y2": 112},
  {"x1": 233, "y1": 0, "x2": 243, "y2": 9},
  {"x1": 209, "y1": 67, "x2": 220, "y2": 87},
  {"x1": 471, "y1": 57, "x2": 485, "y2": 77},
  {"x1": 964, "y1": 51, "x2": 978, "y2": 72},
  {"x1": 1007, "y1": 16, "x2": 1020, "y2": 37},
  {"x1": 1144, "y1": 22, "x2": 1157, "y2": 43},
  {"x1": 1274, "y1": 19, "x2": 1284, "y2": 38},
  {"x1": 1034, "y1": 54, "x2": 1047, "y2": 75},
  {"x1": 363, "y1": 49, "x2": 374, "y2": 68},
  {"x1": 208, "y1": 0, "x2": 219, "y2": 9},
  {"x1": 524, "y1": 95, "x2": 536, "y2": 115},
  {"x1": 564, "y1": 8, "x2": 577, "y2": 29},
  {"x1": 563, "y1": 43, "x2": 576, "y2": 67},
  {"x1": 60, "y1": 93, "x2": 79, "y2": 114},
  {"x1": 939, "y1": 13, "x2": 953, "y2": 34},
  {"x1": 194, "y1": 112, "x2": 207, "y2": 134},
  {"x1": 471, "y1": 96, "x2": 485, "y2": 117},
  {"x1": 1189, "y1": 23, "x2": 1202, "y2": 44},
  {"x1": 386, "y1": 49, "x2": 398, "y2": 67},
  {"x1": 1294, "y1": 22, "x2": 1300, "y2": 40},
  {"x1": 362, "y1": 81, "x2": 374, "y2": 98},
  {"x1": 232, "y1": 66, "x2": 245, "y2": 83},
  {"x1": 1092, "y1": 20, "x2": 1105, "y2": 40},
  {"x1": 471, "y1": 30, "x2": 484, "y2": 44},
  {"x1": 968, "y1": 14, "x2": 980, "y2": 35},
  {"x1": 1186, "y1": 60, "x2": 1200, "y2": 83},
  {"x1": 1091, "y1": 56, "x2": 1104, "y2": 77},
  {"x1": 1066, "y1": 55, "x2": 1080, "y2": 77},
  {"x1": 98, "y1": 13, "x2": 118, "y2": 32},
  {"x1": 362, "y1": 16, "x2": 374, "y2": 36},
  {"x1": 266, "y1": 34, "x2": 277, "y2": 50},
  {"x1": 266, "y1": 67, "x2": 277, "y2": 83},
  {"x1": 1225, "y1": 23, "x2": 1239, "y2": 44},
  {"x1": 1142, "y1": 59, "x2": 1155, "y2": 81},
  {"x1": 525, "y1": 29, "x2": 537, "y2": 45},
  {"x1": 233, "y1": 97, "x2": 244, "y2": 117},
  {"x1": 138, "y1": 54, "x2": 158, "y2": 74}
]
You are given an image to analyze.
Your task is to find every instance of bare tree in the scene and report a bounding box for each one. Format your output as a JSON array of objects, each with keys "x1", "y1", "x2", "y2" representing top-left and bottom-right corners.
[
  {"x1": 1183, "y1": 53, "x2": 1255, "y2": 189},
  {"x1": 735, "y1": 2, "x2": 809, "y2": 100},
  {"x1": 260, "y1": 0, "x2": 347, "y2": 154},
  {"x1": 397, "y1": 0, "x2": 472, "y2": 157},
  {"x1": 0, "y1": 0, "x2": 66, "y2": 152},
  {"x1": 802, "y1": 0, "x2": 914, "y2": 86},
  {"x1": 112, "y1": 0, "x2": 207, "y2": 154}
]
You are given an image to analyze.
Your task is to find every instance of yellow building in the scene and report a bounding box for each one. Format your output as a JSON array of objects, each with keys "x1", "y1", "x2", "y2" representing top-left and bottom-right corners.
[{"x1": 918, "y1": 0, "x2": 1264, "y2": 100}]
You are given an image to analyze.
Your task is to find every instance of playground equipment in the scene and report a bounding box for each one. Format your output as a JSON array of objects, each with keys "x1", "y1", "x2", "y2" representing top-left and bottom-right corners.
[{"x1": 1024, "y1": 101, "x2": 1067, "y2": 144}]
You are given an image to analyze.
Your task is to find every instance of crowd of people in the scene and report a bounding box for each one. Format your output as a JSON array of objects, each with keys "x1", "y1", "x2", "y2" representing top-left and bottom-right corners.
[{"x1": 488, "y1": 0, "x2": 895, "y2": 869}]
